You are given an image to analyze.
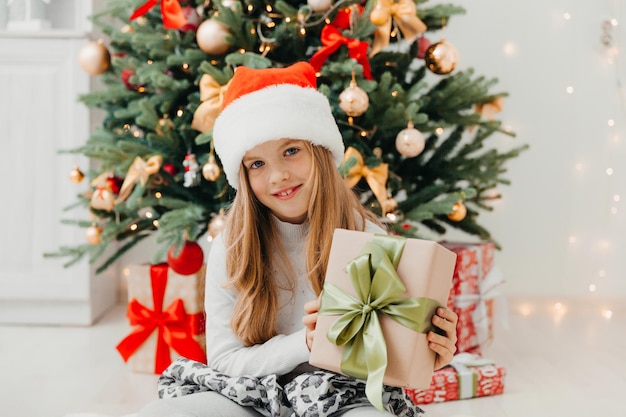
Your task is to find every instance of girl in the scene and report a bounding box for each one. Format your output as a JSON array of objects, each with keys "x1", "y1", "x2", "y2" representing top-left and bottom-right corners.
[{"x1": 138, "y1": 62, "x2": 458, "y2": 417}]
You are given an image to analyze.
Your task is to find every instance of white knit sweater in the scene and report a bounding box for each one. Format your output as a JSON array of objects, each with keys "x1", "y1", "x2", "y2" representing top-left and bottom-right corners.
[{"x1": 203, "y1": 216, "x2": 386, "y2": 378}]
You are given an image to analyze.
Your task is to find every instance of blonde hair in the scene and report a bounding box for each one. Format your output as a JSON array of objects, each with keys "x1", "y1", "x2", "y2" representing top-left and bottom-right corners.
[{"x1": 222, "y1": 142, "x2": 382, "y2": 346}]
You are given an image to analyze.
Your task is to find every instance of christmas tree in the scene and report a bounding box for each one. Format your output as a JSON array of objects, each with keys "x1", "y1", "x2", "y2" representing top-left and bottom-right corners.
[{"x1": 47, "y1": 0, "x2": 527, "y2": 273}]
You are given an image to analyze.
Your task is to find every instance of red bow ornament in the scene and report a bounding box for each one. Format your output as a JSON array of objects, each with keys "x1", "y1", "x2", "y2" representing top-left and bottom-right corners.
[
  {"x1": 116, "y1": 263, "x2": 206, "y2": 374},
  {"x1": 309, "y1": 25, "x2": 372, "y2": 80},
  {"x1": 130, "y1": 0, "x2": 186, "y2": 30}
]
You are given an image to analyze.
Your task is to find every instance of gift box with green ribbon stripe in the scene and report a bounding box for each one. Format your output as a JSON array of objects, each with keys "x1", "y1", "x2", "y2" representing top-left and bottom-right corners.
[{"x1": 309, "y1": 229, "x2": 456, "y2": 411}]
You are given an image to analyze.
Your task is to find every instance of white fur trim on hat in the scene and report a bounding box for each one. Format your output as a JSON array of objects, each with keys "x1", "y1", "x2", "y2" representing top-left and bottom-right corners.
[{"x1": 213, "y1": 84, "x2": 344, "y2": 189}]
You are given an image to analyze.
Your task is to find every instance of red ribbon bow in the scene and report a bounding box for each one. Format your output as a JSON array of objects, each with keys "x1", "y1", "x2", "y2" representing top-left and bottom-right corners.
[
  {"x1": 309, "y1": 25, "x2": 372, "y2": 80},
  {"x1": 116, "y1": 263, "x2": 206, "y2": 374},
  {"x1": 130, "y1": 0, "x2": 186, "y2": 30}
]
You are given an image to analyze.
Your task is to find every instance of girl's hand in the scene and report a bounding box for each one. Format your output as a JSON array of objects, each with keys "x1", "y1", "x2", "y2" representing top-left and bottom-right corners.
[
  {"x1": 428, "y1": 307, "x2": 458, "y2": 370},
  {"x1": 302, "y1": 296, "x2": 321, "y2": 351}
]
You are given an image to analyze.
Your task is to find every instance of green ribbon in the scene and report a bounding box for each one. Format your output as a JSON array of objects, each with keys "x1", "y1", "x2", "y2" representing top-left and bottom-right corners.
[{"x1": 319, "y1": 234, "x2": 442, "y2": 411}]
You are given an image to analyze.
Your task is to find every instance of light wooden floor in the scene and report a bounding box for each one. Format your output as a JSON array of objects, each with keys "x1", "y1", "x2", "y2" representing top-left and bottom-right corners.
[{"x1": 1, "y1": 297, "x2": 624, "y2": 417}]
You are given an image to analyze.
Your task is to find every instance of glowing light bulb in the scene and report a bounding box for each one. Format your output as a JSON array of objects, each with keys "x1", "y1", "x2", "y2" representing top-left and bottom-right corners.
[
  {"x1": 602, "y1": 309, "x2": 613, "y2": 319},
  {"x1": 518, "y1": 303, "x2": 534, "y2": 316},
  {"x1": 613, "y1": 194, "x2": 620, "y2": 202},
  {"x1": 588, "y1": 283, "x2": 597, "y2": 292},
  {"x1": 503, "y1": 41, "x2": 517, "y2": 57},
  {"x1": 606, "y1": 167, "x2": 614, "y2": 176},
  {"x1": 608, "y1": 119, "x2": 615, "y2": 127},
  {"x1": 566, "y1": 86, "x2": 574, "y2": 94},
  {"x1": 598, "y1": 269, "x2": 606, "y2": 278},
  {"x1": 563, "y1": 12, "x2": 572, "y2": 20},
  {"x1": 568, "y1": 235, "x2": 577, "y2": 244}
]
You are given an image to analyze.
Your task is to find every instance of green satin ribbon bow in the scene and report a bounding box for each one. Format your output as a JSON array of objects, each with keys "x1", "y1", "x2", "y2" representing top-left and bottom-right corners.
[{"x1": 319, "y1": 234, "x2": 441, "y2": 411}]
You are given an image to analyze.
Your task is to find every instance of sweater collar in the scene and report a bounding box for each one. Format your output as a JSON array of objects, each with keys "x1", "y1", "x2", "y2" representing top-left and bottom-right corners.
[{"x1": 271, "y1": 215, "x2": 309, "y2": 246}]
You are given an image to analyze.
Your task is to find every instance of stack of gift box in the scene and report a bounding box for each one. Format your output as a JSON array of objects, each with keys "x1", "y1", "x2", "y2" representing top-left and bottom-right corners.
[
  {"x1": 115, "y1": 235, "x2": 506, "y2": 406},
  {"x1": 404, "y1": 241, "x2": 507, "y2": 405}
]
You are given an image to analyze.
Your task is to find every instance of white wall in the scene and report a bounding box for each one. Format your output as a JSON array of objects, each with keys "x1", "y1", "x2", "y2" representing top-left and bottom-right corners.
[
  {"x1": 107, "y1": 1, "x2": 626, "y2": 301},
  {"x1": 442, "y1": 0, "x2": 626, "y2": 298}
]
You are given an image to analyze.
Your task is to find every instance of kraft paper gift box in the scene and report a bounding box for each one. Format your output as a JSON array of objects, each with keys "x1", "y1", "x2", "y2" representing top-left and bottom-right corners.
[
  {"x1": 441, "y1": 242, "x2": 505, "y2": 354},
  {"x1": 405, "y1": 353, "x2": 506, "y2": 405},
  {"x1": 116, "y1": 262, "x2": 207, "y2": 374},
  {"x1": 309, "y1": 229, "x2": 456, "y2": 409}
]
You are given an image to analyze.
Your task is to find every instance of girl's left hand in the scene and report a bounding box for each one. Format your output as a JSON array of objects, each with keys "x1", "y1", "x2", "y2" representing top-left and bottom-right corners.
[{"x1": 428, "y1": 307, "x2": 458, "y2": 370}]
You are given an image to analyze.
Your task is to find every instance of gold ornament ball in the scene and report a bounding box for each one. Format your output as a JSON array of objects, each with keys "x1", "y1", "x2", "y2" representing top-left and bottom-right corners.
[
  {"x1": 424, "y1": 39, "x2": 459, "y2": 75},
  {"x1": 202, "y1": 155, "x2": 221, "y2": 181},
  {"x1": 447, "y1": 202, "x2": 467, "y2": 222},
  {"x1": 221, "y1": 0, "x2": 240, "y2": 11},
  {"x1": 196, "y1": 19, "x2": 231, "y2": 55},
  {"x1": 86, "y1": 225, "x2": 103, "y2": 245},
  {"x1": 69, "y1": 165, "x2": 85, "y2": 183},
  {"x1": 78, "y1": 40, "x2": 111, "y2": 75},
  {"x1": 339, "y1": 80, "x2": 369, "y2": 117},
  {"x1": 208, "y1": 212, "x2": 227, "y2": 238},
  {"x1": 370, "y1": 3, "x2": 390, "y2": 26},
  {"x1": 395, "y1": 121, "x2": 425, "y2": 157},
  {"x1": 307, "y1": 0, "x2": 333, "y2": 13}
]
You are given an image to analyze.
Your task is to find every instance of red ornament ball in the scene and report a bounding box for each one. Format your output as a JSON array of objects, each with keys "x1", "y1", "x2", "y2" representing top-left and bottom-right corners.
[
  {"x1": 121, "y1": 69, "x2": 140, "y2": 90},
  {"x1": 162, "y1": 162, "x2": 178, "y2": 176},
  {"x1": 180, "y1": 6, "x2": 200, "y2": 32},
  {"x1": 106, "y1": 176, "x2": 124, "y2": 195},
  {"x1": 167, "y1": 240, "x2": 204, "y2": 275},
  {"x1": 416, "y1": 36, "x2": 431, "y2": 59}
]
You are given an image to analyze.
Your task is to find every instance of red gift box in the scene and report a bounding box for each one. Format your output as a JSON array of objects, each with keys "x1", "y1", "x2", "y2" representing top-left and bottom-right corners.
[
  {"x1": 405, "y1": 353, "x2": 506, "y2": 405},
  {"x1": 116, "y1": 263, "x2": 207, "y2": 373},
  {"x1": 442, "y1": 242, "x2": 505, "y2": 354}
]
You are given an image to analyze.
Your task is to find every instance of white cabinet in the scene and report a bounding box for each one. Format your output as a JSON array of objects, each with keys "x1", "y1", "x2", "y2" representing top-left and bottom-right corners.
[{"x1": 0, "y1": 1, "x2": 118, "y2": 325}]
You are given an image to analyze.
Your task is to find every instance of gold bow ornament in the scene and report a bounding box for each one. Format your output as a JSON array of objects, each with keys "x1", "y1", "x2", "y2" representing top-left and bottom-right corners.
[
  {"x1": 116, "y1": 155, "x2": 163, "y2": 203},
  {"x1": 469, "y1": 96, "x2": 504, "y2": 132},
  {"x1": 191, "y1": 74, "x2": 231, "y2": 133},
  {"x1": 369, "y1": 0, "x2": 427, "y2": 57},
  {"x1": 343, "y1": 147, "x2": 392, "y2": 215}
]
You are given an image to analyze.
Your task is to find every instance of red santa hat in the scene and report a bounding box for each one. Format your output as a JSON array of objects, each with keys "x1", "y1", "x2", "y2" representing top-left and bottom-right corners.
[{"x1": 212, "y1": 62, "x2": 344, "y2": 189}]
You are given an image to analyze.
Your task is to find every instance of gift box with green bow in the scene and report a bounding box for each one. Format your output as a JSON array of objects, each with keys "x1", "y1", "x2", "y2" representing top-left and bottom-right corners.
[{"x1": 309, "y1": 229, "x2": 456, "y2": 410}]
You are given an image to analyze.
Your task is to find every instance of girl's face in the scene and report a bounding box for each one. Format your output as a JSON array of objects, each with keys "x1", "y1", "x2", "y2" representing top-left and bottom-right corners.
[{"x1": 243, "y1": 139, "x2": 314, "y2": 224}]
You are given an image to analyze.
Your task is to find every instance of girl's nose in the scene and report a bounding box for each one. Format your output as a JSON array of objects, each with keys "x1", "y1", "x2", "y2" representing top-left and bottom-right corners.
[{"x1": 270, "y1": 166, "x2": 290, "y2": 183}]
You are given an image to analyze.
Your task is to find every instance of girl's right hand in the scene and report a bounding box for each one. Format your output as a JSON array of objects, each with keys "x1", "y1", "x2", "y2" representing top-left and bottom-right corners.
[{"x1": 303, "y1": 296, "x2": 321, "y2": 351}]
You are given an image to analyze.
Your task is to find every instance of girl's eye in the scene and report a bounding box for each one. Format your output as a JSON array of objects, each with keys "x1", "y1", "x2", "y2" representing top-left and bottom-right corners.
[
  {"x1": 249, "y1": 160, "x2": 264, "y2": 169},
  {"x1": 285, "y1": 147, "x2": 299, "y2": 156}
]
